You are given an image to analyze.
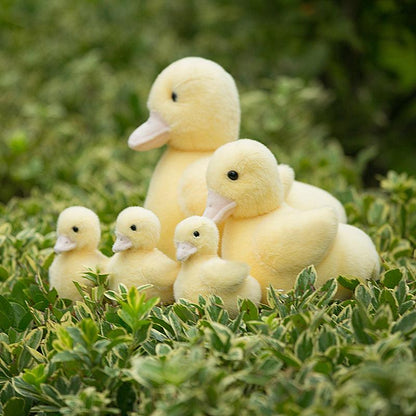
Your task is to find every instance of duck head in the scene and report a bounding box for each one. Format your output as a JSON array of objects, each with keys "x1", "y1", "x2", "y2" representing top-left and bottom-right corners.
[
  {"x1": 174, "y1": 216, "x2": 219, "y2": 262},
  {"x1": 128, "y1": 57, "x2": 240, "y2": 152},
  {"x1": 54, "y1": 206, "x2": 101, "y2": 254},
  {"x1": 113, "y1": 207, "x2": 160, "y2": 253},
  {"x1": 203, "y1": 139, "x2": 284, "y2": 222}
]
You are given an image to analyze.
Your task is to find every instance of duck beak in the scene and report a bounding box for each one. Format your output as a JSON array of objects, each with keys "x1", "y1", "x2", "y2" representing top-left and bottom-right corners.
[
  {"x1": 176, "y1": 242, "x2": 197, "y2": 262},
  {"x1": 113, "y1": 232, "x2": 133, "y2": 253},
  {"x1": 203, "y1": 189, "x2": 236, "y2": 224},
  {"x1": 54, "y1": 235, "x2": 76, "y2": 254},
  {"x1": 128, "y1": 111, "x2": 171, "y2": 151}
]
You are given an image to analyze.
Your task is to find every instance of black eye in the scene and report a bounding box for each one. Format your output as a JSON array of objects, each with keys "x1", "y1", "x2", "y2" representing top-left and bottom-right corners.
[
  {"x1": 72, "y1": 226, "x2": 79, "y2": 233},
  {"x1": 130, "y1": 224, "x2": 137, "y2": 231},
  {"x1": 171, "y1": 92, "x2": 177, "y2": 102},
  {"x1": 227, "y1": 170, "x2": 239, "y2": 180},
  {"x1": 193, "y1": 231, "x2": 200, "y2": 237}
]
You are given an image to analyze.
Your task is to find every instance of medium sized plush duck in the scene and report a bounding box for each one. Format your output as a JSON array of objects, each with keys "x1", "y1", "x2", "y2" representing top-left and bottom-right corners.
[
  {"x1": 107, "y1": 207, "x2": 179, "y2": 304},
  {"x1": 128, "y1": 57, "x2": 240, "y2": 258},
  {"x1": 49, "y1": 206, "x2": 109, "y2": 301},
  {"x1": 203, "y1": 139, "x2": 379, "y2": 301},
  {"x1": 174, "y1": 216, "x2": 261, "y2": 316}
]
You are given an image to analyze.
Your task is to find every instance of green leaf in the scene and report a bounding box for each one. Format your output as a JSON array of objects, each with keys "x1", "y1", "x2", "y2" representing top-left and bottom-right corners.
[
  {"x1": 337, "y1": 275, "x2": 361, "y2": 291},
  {"x1": 355, "y1": 285, "x2": 372, "y2": 308},
  {"x1": 295, "y1": 331, "x2": 313, "y2": 361},
  {"x1": 294, "y1": 266, "x2": 317, "y2": 295},
  {"x1": 351, "y1": 307, "x2": 374, "y2": 345},
  {"x1": 3, "y1": 397, "x2": 28, "y2": 416},
  {"x1": 393, "y1": 312, "x2": 416, "y2": 336},
  {"x1": 0, "y1": 266, "x2": 9, "y2": 282},
  {"x1": 381, "y1": 268, "x2": 403, "y2": 289}
]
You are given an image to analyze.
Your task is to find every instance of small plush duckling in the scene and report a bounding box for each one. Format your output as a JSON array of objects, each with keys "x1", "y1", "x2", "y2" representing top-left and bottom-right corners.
[
  {"x1": 107, "y1": 207, "x2": 179, "y2": 304},
  {"x1": 174, "y1": 216, "x2": 261, "y2": 316},
  {"x1": 203, "y1": 139, "x2": 379, "y2": 301},
  {"x1": 49, "y1": 206, "x2": 109, "y2": 301},
  {"x1": 128, "y1": 57, "x2": 240, "y2": 258}
]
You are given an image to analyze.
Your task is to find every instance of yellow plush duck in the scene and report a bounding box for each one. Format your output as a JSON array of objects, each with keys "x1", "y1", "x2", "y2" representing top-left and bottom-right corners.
[
  {"x1": 107, "y1": 207, "x2": 179, "y2": 304},
  {"x1": 49, "y1": 206, "x2": 109, "y2": 301},
  {"x1": 203, "y1": 139, "x2": 379, "y2": 301},
  {"x1": 174, "y1": 216, "x2": 261, "y2": 316},
  {"x1": 128, "y1": 57, "x2": 240, "y2": 258}
]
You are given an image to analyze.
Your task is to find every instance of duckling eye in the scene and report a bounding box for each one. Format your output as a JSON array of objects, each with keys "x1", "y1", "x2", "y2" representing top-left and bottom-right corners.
[
  {"x1": 72, "y1": 226, "x2": 79, "y2": 233},
  {"x1": 193, "y1": 231, "x2": 200, "y2": 237},
  {"x1": 130, "y1": 224, "x2": 137, "y2": 231},
  {"x1": 227, "y1": 170, "x2": 239, "y2": 181},
  {"x1": 171, "y1": 92, "x2": 178, "y2": 102}
]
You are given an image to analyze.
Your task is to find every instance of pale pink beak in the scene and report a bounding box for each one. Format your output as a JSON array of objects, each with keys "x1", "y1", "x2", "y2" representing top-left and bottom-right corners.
[
  {"x1": 176, "y1": 242, "x2": 197, "y2": 262},
  {"x1": 128, "y1": 111, "x2": 171, "y2": 151},
  {"x1": 112, "y1": 232, "x2": 133, "y2": 253},
  {"x1": 54, "y1": 235, "x2": 76, "y2": 254},
  {"x1": 203, "y1": 189, "x2": 236, "y2": 224}
]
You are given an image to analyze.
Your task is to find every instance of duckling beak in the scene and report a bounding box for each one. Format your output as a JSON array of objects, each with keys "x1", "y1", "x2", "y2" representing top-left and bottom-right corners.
[
  {"x1": 203, "y1": 189, "x2": 236, "y2": 224},
  {"x1": 113, "y1": 232, "x2": 133, "y2": 253},
  {"x1": 128, "y1": 111, "x2": 171, "y2": 151},
  {"x1": 54, "y1": 235, "x2": 76, "y2": 254},
  {"x1": 176, "y1": 242, "x2": 197, "y2": 262}
]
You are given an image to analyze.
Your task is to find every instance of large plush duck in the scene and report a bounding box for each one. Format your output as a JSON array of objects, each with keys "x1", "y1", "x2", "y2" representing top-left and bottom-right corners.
[
  {"x1": 128, "y1": 57, "x2": 240, "y2": 257},
  {"x1": 107, "y1": 207, "x2": 179, "y2": 304},
  {"x1": 174, "y1": 216, "x2": 261, "y2": 316},
  {"x1": 128, "y1": 57, "x2": 346, "y2": 258},
  {"x1": 49, "y1": 206, "x2": 109, "y2": 301},
  {"x1": 203, "y1": 139, "x2": 379, "y2": 301}
]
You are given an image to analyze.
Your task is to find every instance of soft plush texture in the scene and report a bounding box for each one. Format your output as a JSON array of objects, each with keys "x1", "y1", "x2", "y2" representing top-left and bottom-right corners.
[
  {"x1": 203, "y1": 139, "x2": 380, "y2": 302},
  {"x1": 49, "y1": 206, "x2": 109, "y2": 301},
  {"x1": 128, "y1": 57, "x2": 240, "y2": 258},
  {"x1": 173, "y1": 216, "x2": 261, "y2": 317},
  {"x1": 107, "y1": 207, "x2": 179, "y2": 304}
]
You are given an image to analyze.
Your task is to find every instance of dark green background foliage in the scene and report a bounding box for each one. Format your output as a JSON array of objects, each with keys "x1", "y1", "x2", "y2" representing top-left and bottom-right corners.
[
  {"x1": 0, "y1": 1, "x2": 416, "y2": 415},
  {"x1": 1, "y1": 0, "x2": 415, "y2": 201}
]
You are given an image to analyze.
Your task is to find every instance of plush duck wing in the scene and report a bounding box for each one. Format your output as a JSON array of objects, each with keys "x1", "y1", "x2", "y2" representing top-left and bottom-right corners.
[
  {"x1": 199, "y1": 258, "x2": 250, "y2": 292},
  {"x1": 255, "y1": 206, "x2": 338, "y2": 276},
  {"x1": 178, "y1": 157, "x2": 210, "y2": 216},
  {"x1": 277, "y1": 164, "x2": 295, "y2": 199}
]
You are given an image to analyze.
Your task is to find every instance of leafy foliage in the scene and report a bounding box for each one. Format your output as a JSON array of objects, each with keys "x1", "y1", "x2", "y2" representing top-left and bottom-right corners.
[
  {"x1": 1, "y1": 0, "x2": 415, "y2": 202},
  {"x1": 0, "y1": 167, "x2": 415, "y2": 414},
  {"x1": 1, "y1": 1, "x2": 416, "y2": 414}
]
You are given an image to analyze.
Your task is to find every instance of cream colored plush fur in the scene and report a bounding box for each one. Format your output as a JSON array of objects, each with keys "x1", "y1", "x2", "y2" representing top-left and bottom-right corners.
[
  {"x1": 128, "y1": 57, "x2": 347, "y2": 258},
  {"x1": 174, "y1": 216, "x2": 261, "y2": 316},
  {"x1": 128, "y1": 57, "x2": 240, "y2": 258},
  {"x1": 203, "y1": 139, "x2": 380, "y2": 302},
  {"x1": 49, "y1": 206, "x2": 109, "y2": 301},
  {"x1": 107, "y1": 207, "x2": 179, "y2": 304}
]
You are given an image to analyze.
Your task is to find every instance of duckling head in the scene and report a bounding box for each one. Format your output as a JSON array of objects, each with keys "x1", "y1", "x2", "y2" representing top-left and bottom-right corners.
[
  {"x1": 174, "y1": 216, "x2": 219, "y2": 262},
  {"x1": 113, "y1": 207, "x2": 160, "y2": 252},
  {"x1": 54, "y1": 206, "x2": 101, "y2": 254},
  {"x1": 128, "y1": 57, "x2": 240, "y2": 152},
  {"x1": 203, "y1": 139, "x2": 284, "y2": 222}
]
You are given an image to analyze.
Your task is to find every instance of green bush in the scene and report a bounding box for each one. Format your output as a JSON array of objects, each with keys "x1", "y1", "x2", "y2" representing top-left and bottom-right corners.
[{"x1": 1, "y1": 1, "x2": 415, "y2": 414}]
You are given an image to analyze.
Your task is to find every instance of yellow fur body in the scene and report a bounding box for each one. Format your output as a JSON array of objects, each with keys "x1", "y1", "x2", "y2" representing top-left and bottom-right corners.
[
  {"x1": 174, "y1": 216, "x2": 261, "y2": 316},
  {"x1": 107, "y1": 206, "x2": 179, "y2": 303},
  {"x1": 49, "y1": 206, "x2": 109, "y2": 301},
  {"x1": 107, "y1": 248, "x2": 178, "y2": 304},
  {"x1": 49, "y1": 250, "x2": 108, "y2": 301},
  {"x1": 145, "y1": 148, "x2": 211, "y2": 256},
  {"x1": 205, "y1": 139, "x2": 379, "y2": 302}
]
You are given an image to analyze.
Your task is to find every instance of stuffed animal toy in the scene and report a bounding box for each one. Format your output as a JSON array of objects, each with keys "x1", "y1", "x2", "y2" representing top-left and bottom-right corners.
[
  {"x1": 128, "y1": 57, "x2": 240, "y2": 258},
  {"x1": 49, "y1": 206, "x2": 109, "y2": 301},
  {"x1": 174, "y1": 216, "x2": 261, "y2": 316},
  {"x1": 203, "y1": 139, "x2": 379, "y2": 301},
  {"x1": 128, "y1": 57, "x2": 347, "y2": 257},
  {"x1": 107, "y1": 207, "x2": 179, "y2": 304}
]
